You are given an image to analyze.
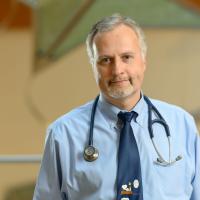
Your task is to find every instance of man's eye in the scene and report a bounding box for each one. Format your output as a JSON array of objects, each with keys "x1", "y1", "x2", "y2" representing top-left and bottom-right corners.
[
  {"x1": 99, "y1": 57, "x2": 111, "y2": 65},
  {"x1": 122, "y1": 55, "x2": 133, "y2": 62},
  {"x1": 123, "y1": 55, "x2": 132, "y2": 60}
]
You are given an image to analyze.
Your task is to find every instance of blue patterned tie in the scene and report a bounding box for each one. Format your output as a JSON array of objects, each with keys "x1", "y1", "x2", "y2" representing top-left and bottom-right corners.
[{"x1": 117, "y1": 111, "x2": 143, "y2": 200}]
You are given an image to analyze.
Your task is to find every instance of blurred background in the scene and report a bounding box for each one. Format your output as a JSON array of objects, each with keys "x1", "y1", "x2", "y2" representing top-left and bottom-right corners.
[{"x1": 0, "y1": 0, "x2": 200, "y2": 199}]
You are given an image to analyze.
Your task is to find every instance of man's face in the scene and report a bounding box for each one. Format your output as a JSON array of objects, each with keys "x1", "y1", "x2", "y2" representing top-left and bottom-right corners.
[{"x1": 92, "y1": 24, "x2": 146, "y2": 104}]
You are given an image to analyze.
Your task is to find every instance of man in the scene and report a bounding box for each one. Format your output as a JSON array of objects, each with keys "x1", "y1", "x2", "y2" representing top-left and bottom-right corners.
[{"x1": 33, "y1": 14, "x2": 200, "y2": 200}]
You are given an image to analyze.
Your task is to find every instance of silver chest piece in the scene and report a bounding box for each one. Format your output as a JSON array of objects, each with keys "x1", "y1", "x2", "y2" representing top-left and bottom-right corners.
[{"x1": 84, "y1": 145, "x2": 99, "y2": 162}]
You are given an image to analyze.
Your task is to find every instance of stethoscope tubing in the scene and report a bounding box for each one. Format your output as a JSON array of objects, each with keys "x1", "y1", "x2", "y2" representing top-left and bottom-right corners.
[
  {"x1": 88, "y1": 95, "x2": 100, "y2": 146},
  {"x1": 144, "y1": 96, "x2": 170, "y2": 138},
  {"x1": 84, "y1": 95, "x2": 182, "y2": 165}
]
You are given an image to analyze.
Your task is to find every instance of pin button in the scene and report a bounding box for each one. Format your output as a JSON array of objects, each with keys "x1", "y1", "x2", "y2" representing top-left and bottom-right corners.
[{"x1": 133, "y1": 179, "x2": 139, "y2": 188}]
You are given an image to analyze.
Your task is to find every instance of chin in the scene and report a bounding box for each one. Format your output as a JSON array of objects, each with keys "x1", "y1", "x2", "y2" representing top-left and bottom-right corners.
[{"x1": 107, "y1": 88, "x2": 135, "y2": 100}]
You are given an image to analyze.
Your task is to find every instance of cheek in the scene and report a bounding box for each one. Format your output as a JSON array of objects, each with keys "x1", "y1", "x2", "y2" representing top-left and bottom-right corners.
[
  {"x1": 93, "y1": 66, "x2": 109, "y2": 85},
  {"x1": 129, "y1": 68, "x2": 145, "y2": 83},
  {"x1": 96, "y1": 66, "x2": 111, "y2": 79},
  {"x1": 137, "y1": 70, "x2": 145, "y2": 85}
]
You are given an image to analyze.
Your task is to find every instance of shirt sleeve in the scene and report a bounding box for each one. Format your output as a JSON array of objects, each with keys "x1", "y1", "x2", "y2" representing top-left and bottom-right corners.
[
  {"x1": 33, "y1": 128, "x2": 68, "y2": 200},
  {"x1": 190, "y1": 133, "x2": 200, "y2": 200}
]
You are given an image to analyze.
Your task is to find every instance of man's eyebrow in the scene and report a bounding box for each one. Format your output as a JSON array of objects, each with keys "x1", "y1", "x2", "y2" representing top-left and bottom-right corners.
[
  {"x1": 97, "y1": 52, "x2": 135, "y2": 61},
  {"x1": 97, "y1": 55, "x2": 112, "y2": 60},
  {"x1": 120, "y1": 51, "x2": 135, "y2": 56}
]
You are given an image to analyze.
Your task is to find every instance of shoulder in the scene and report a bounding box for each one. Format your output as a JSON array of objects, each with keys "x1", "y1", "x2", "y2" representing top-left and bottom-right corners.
[
  {"x1": 150, "y1": 98, "x2": 190, "y2": 116},
  {"x1": 46, "y1": 100, "x2": 94, "y2": 138},
  {"x1": 149, "y1": 97, "x2": 197, "y2": 130}
]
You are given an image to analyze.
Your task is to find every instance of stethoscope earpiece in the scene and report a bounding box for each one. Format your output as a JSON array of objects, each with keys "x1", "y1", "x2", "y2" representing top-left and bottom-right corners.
[
  {"x1": 175, "y1": 155, "x2": 182, "y2": 161},
  {"x1": 84, "y1": 145, "x2": 99, "y2": 162},
  {"x1": 154, "y1": 154, "x2": 183, "y2": 166}
]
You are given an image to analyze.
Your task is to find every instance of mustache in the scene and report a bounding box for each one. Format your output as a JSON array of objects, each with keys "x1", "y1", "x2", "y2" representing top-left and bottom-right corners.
[{"x1": 108, "y1": 76, "x2": 132, "y2": 85}]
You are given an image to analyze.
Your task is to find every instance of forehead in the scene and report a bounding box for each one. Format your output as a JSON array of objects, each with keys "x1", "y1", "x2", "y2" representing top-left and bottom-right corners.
[
  {"x1": 93, "y1": 24, "x2": 140, "y2": 55},
  {"x1": 94, "y1": 24, "x2": 138, "y2": 41}
]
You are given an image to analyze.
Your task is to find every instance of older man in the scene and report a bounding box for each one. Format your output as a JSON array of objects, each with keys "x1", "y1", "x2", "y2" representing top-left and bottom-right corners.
[{"x1": 33, "y1": 14, "x2": 200, "y2": 200}]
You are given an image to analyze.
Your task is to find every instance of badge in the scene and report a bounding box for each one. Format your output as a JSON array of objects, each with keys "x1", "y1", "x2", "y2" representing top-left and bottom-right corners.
[
  {"x1": 120, "y1": 179, "x2": 140, "y2": 199},
  {"x1": 133, "y1": 179, "x2": 139, "y2": 189},
  {"x1": 121, "y1": 182, "x2": 132, "y2": 195}
]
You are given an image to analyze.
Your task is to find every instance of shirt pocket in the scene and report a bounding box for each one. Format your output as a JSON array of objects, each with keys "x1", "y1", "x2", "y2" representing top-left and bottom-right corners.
[{"x1": 153, "y1": 153, "x2": 193, "y2": 197}]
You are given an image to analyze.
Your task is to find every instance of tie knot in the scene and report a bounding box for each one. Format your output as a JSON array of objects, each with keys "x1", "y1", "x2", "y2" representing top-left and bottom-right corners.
[{"x1": 118, "y1": 111, "x2": 138, "y2": 123}]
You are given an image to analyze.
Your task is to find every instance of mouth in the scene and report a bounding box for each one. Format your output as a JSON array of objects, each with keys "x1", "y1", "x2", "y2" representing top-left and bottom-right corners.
[{"x1": 109, "y1": 79, "x2": 130, "y2": 86}]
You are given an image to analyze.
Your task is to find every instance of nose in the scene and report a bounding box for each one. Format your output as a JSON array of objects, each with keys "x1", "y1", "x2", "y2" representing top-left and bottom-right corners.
[{"x1": 112, "y1": 57, "x2": 124, "y2": 76}]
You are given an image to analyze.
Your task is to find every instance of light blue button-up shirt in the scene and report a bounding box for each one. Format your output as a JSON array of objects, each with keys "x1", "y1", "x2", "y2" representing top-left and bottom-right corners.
[{"x1": 33, "y1": 94, "x2": 200, "y2": 200}]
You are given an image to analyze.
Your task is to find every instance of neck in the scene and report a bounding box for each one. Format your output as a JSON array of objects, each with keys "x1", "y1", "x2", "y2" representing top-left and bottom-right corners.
[{"x1": 103, "y1": 92, "x2": 141, "y2": 111}]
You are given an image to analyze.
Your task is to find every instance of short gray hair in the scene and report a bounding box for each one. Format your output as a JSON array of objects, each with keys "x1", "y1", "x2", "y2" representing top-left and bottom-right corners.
[{"x1": 86, "y1": 13, "x2": 147, "y2": 65}]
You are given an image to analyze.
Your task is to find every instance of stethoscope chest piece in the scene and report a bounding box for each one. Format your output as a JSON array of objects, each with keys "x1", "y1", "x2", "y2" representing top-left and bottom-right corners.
[{"x1": 84, "y1": 145, "x2": 99, "y2": 162}]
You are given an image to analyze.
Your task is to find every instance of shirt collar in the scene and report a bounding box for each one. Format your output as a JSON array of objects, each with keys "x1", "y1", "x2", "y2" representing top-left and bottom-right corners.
[
  {"x1": 98, "y1": 93, "x2": 121, "y2": 128},
  {"x1": 131, "y1": 94, "x2": 147, "y2": 127},
  {"x1": 98, "y1": 92, "x2": 147, "y2": 128}
]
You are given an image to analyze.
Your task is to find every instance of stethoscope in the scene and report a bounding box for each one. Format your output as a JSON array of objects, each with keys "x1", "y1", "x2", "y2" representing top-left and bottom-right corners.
[{"x1": 83, "y1": 95, "x2": 182, "y2": 166}]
